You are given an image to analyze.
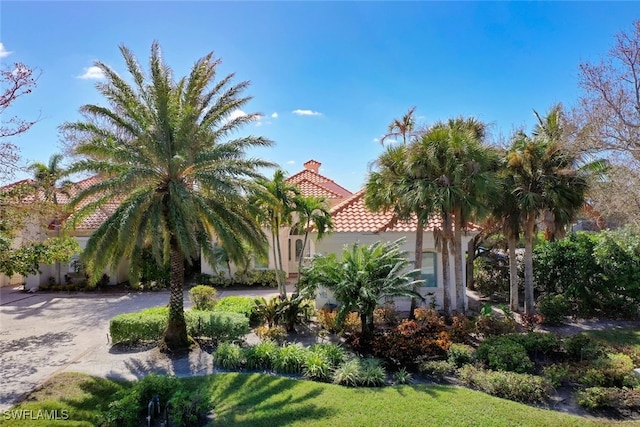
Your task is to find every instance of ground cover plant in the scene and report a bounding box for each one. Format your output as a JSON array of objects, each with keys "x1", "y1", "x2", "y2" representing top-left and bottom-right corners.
[{"x1": 6, "y1": 371, "x2": 639, "y2": 427}]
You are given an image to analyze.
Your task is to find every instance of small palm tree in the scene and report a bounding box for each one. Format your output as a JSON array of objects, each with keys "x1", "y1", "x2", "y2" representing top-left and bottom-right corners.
[
  {"x1": 252, "y1": 170, "x2": 300, "y2": 298},
  {"x1": 292, "y1": 195, "x2": 333, "y2": 285},
  {"x1": 301, "y1": 238, "x2": 423, "y2": 338},
  {"x1": 63, "y1": 42, "x2": 273, "y2": 352},
  {"x1": 380, "y1": 106, "x2": 417, "y2": 145}
]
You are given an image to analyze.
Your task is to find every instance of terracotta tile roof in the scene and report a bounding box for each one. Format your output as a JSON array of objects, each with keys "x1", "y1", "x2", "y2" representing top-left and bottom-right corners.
[
  {"x1": 74, "y1": 202, "x2": 119, "y2": 230},
  {"x1": 286, "y1": 166, "x2": 352, "y2": 201},
  {"x1": 329, "y1": 189, "x2": 480, "y2": 233}
]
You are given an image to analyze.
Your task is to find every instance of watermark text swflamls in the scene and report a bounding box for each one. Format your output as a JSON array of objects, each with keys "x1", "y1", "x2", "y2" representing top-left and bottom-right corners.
[{"x1": 2, "y1": 409, "x2": 69, "y2": 421}]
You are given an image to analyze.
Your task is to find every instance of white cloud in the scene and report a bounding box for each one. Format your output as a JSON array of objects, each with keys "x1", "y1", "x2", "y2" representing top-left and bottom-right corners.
[
  {"x1": 0, "y1": 43, "x2": 12, "y2": 58},
  {"x1": 228, "y1": 109, "x2": 247, "y2": 121},
  {"x1": 286, "y1": 160, "x2": 295, "y2": 165},
  {"x1": 373, "y1": 138, "x2": 380, "y2": 143},
  {"x1": 255, "y1": 122, "x2": 263, "y2": 127},
  {"x1": 271, "y1": 112, "x2": 278, "y2": 119},
  {"x1": 292, "y1": 109, "x2": 322, "y2": 116},
  {"x1": 78, "y1": 66, "x2": 105, "y2": 80}
]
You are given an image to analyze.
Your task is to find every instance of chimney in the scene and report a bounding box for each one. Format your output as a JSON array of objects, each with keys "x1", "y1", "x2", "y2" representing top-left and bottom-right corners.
[{"x1": 303, "y1": 159, "x2": 321, "y2": 173}]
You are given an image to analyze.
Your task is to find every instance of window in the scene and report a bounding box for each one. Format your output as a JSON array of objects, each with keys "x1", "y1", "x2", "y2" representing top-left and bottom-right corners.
[
  {"x1": 420, "y1": 252, "x2": 437, "y2": 287},
  {"x1": 295, "y1": 239, "x2": 304, "y2": 261},
  {"x1": 254, "y1": 253, "x2": 269, "y2": 269}
]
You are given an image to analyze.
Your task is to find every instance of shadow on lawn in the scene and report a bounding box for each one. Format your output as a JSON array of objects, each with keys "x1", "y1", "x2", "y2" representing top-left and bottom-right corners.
[{"x1": 199, "y1": 373, "x2": 329, "y2": 426}]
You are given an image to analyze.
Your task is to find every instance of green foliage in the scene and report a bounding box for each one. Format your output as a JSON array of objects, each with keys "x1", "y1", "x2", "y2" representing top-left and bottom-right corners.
[
  {"x1": 534, "y1": 231, "x2": 640, "y2": 318},
  {"x1": 563, "y1": 334, "x2": 605, "y2": 361},
  {"x1": 139, "y1": 247, "x2": 169, "y2": 287},
  {"x1": 235, "y1": 269, "x2": 283, "y2": 287},
  {"x1": 577, "y1": 387, "x2": 640, "y2": 413},
  {"x1": 577, "y1": 353, "x2": 638, "y2": 388},
  {"x1": 215, "y1": 296, "x2": 258, "y2": 322},
  {"x1": 273, "y1": 343, "x2": 311, "y2": 374},
  {"x1": 506, "y1": 332, "x2": 562, "y2": 358},
  {"x1": 303, "y1": 351, "x2": 332, "y2": 382},
  {"x1": 393, "y1": 367, "x2": 414, "y2": 385},
  {"x1": 419, "y1": 360, "x2": 455, "y2": 380},
  {"x1": 301, "y1": 238, "x2": 422, "y2": 336},
  {"x1": 458, "y1": 365, "x2": 553, "y2": 403},
  {"x1": 536, "y1": 294, "x2": 570, "y2": 325},
  {"x1": 473, "y1": 256, "x2": 511, "y2": 299},
  {"x1": 449, "y1": 314, "x2": 475, "y2": 343},
  {"x1": 447, "y1": 343, "x2": 476, "y2": 368},
  {"x1": 101, "y1": 374, "x2": 212, "y2": 427},
  {"x1": 474, "y1": 315, "x2": 516, "y2": 338},
  {"x1": 310, "y1": 343, "x2": 346, "y2": 367},
  {"x1": 332, "y1": 358, "x2": 362, "y2": 387},
  {"x1": 245, "y1": 340, "x2": 279, "y2": 370},
  {"x1": 189, "y1": 285, "x2": 218, "y2": 311},
  {"x1": 109, "y1": 307, "x2": 249, "y2": 344},
  {"x1": 542, "y1": 363, "x2": 571, "y2": 388},
  {"x1": 476, "y1": 336, "x2": 534, "y2": 373},
  {"x1": 255, "y1": 325, "x2": 287, "y2": 343},
  {"x1": 360, "y1": 358, "x2": 387, "y2": 387},
  {"x1": 214, "y1": 342, "x2": 245, "y2": 370},
  {"x1": 0, "y1": 236, "x2": 80, "y2": 277}
]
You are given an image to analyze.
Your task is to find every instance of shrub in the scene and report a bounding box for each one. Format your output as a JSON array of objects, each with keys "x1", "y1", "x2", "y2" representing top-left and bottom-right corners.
[
  {"x1": 447, "y1": 343, "x2": 475, "y2": 368},
  {"x1": 213, "y1": 342, "x2": 245, "y2": 370},
  {"x1": 189, "y1": 285, "x2": 218, "y2": 311},
  {"x1": 536, "y1": 294, "x2": 570, "y2": 325},
  {"x1": 310, "y1": 343, "x2": 346, "y2": 367},
  {"x1": 273, "y1": 343, "x2": 310, "y2": 374},
  {"x1": 185, "y1": 310, "x2": 249, "y2": 342},
  {"x1": 414, "y1": 308, "x2": 446, "y2": 331},
  {"x1": 475, "y1": 315, "x2": 516, "y2": 338},
  {"x1": 476, "y1": 336, "x2": 533, "y2": 373},
  {"x1": 109, "y1": 307, "x2": 168, "y2": 344},
  {"x1": 360, "y1": 358, "x2": 386, "y2": 387},
  {"x1": 245, "y1": 340, "x2": 279, "y2": 370},
  {"x1": 255, "y1": 325, "x2": 287, "y2": 343},
  {"x1": 366, "y1": 319, "x2": 450, "y2": 368},
  {"x1": 235, "y1": 269, "x2": 284, "y2": 287},
  {"x1": 577, "y1": 353, "x2": 638, "y2": 388},
  {"x1": 215, "y1": 296, "x2": 258, "y2": 322},
  {"x1": 449, "y1": 314, "x2": 474, "y2": 343},
  {"x1": 507, "y1": 332, "x2": 562, "y2": 358},
  {"x1": 458, "y1": 365, "x2": 553, "y2": 403},
  {"x1": 333, "y1": 358, "x2": 362, "y2": 387},
  {"x1": 563, "y1": 334, "x2": 605, "y2": 361},
  {"x1": 168, "y1": 388, "x2": 212, "y2": 427},
  {"x1": 542, "y1": 363, "x2": 571, "y2": 388},
  {"x1": 303, "y1": 352, "x2": 332, "y2": 381},
  {"x1": 577, "y1": 387, "x2": 640, "y2": 413},
  {"x1": 473, "y1": 256, "x2": 511, "y2": 299},
  {"x1": 393, "y1": 367, "x2": 414, "y2": 385},
  {"x1": 316, "y1": 308, "x2": 340, "y2": 333},
  {"x1": 520, "y1": 313, "x2": 544, "y2": 333},
  {"x1": 419, "y1": 360, "x2": 455, "y2": 380},
  {"x1": 373, "y1": 301, "x2": 399, "y2": 327}
]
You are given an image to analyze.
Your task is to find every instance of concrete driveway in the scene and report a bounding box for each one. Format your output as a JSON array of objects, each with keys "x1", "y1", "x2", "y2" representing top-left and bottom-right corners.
[{"x1": 0, "y1": 285, "x2": 284, "y2": 411}]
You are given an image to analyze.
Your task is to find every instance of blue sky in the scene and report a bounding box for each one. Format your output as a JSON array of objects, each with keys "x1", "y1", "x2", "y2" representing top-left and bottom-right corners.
[{"x1": 2, "y1": 1, "x2": 639, "y2": 191}]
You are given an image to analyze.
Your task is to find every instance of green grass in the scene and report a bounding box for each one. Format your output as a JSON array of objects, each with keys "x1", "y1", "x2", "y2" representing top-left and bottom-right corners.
[
  {"x1": 584, "y1": 328, "x2": 640, "y2": 349},
  {"x1": 3, "y1": 372, "x2": 640, "y2": 427}
]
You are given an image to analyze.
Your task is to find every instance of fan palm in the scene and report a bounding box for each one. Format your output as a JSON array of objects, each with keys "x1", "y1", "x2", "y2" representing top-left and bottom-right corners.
[
  {"x1": 380, "y1": 106, "x2": 417, "y2": 145},
  {"x1": 62, "y1": 42, "x2": 273, "y2": 352}
]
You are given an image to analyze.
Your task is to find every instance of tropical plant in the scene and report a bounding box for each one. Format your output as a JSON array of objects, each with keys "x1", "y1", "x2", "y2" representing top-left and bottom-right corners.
[
  {"x1": 380, "y1": 106, "x2": 417, "y2": 145},
  {"x1": 251, "y1": 169, "x2": 300, "y2": 298},
  {"x1": 301, "y1": 238, "x2": 422, "y2": 337},
  {"x1": 292, "y1": 194, "x2": 333, "y2": 284},
  {"x1": 62, "y1": 42, "x2": 272, "y2": 352}
]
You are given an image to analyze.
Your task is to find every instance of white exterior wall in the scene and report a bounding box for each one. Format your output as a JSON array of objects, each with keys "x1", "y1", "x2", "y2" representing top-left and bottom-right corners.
[{"x1": 313, "y1": 231, "x2": 475, "y2": 312}]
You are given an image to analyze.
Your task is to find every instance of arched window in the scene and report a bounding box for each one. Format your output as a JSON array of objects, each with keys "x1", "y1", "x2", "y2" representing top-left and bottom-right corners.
[{"x1": 295, "y1": 239, "x2": 304, "y2": 261}]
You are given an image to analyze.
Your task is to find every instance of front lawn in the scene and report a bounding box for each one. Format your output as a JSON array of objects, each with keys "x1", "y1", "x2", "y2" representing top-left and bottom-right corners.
[{"x1": 3, "y1": 372, "x2": 639, "y2": 427}]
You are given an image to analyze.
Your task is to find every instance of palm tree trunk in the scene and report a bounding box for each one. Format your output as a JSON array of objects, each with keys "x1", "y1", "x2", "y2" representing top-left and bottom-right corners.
[
  {"x1": 297, "y1": 223, "x2": 310, "y2": 286},
  {"x1": 466, "y1": 237, "x2": 476, "y2": 291},
  {"x1": 270, "y1": 227, "x2": 282, "y2": 296},
  {"x1": 453, "y1": 209, "x2": 465, "y2": 313},
  {"x1": 440, "y1": 215, "x2": 453, "y2": 315},
  {"x1": 275, "y1": 222, "x2": 286, "y2": 299},
  {"x1": 162, "y1": 241, "x2": 190, "y2": 353},
  {"x1": 410, "y1": 220, "x2": 424, "y2": 318},
  {"x1": 524, "y1": 215, "x2": 536, "y2": 314},
  {"x1": 508, "y1": 234, "x2": 519, "y2": 312}
]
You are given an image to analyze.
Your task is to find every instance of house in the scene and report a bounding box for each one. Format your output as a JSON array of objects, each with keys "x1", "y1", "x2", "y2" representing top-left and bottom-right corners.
[
  {"x1": 201, "y1": 159, "x2": 478, "y2": 311},
  {"x1": 3, "y1": 159, "x2": 478, "y2": 311}
]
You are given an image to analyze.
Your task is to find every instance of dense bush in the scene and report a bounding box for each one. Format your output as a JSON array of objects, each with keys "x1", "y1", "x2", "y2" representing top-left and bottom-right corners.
[
  {"x1": 577, "y1": 387, "x2": 640, "y2": 413},
  {"x1": 316, "y1": 309, "x2": 361, "y2": 334},
  {"x1": 358, "y1": 319, "x2": 449, "y2": 368},
  {"x1": 447, "y1": 343, "x2": 475, "y2": 368},
  {"x1": 245, "y1": 340, "x2": 279, "y2": 370},
  {"x1": 506, "y1": 332, "x2": 562, "y2": 359},
  {"x1": 332, "y1": 358, "x2": 386, "y2": 387},
  {"x1": 473, "y1": 256, "x2": 511, "y2": 299},
  {"x1": 213, "y1": 342, "x2": 245, "y2": 370},
  {"x1": 563, "y1": 334, "x2": 606, "y2": 362},
  {"x1": 458, "y1": 365, "x2": 553, "y2": 403},
  {"x1": 536, "y1": 294, "x2": 570, "y2": 325},
  {"x1": 109, "y1": 307, "x2": 249, "y2": 344},
  {"x1": 100, "y1": 374, "x2": 212, "y2": 427},
  {"x1": 373, "y1": 302, "x2": 399, "y2": 327},
  {"x1": 534, "y1": 231, "x2": 640, "y2": 319},
  {"x1": 476, "y1": 336, "x2": 534, "y2": 374},
  {"x1": 474, "y1": 315, "x2": 516, "y2": 338},
  {"x1": 273, "y1": 343, "x2": 310, "y2": 374},
  {"x1": 215, "y1": 296, "x2": 258, "y2": 322},
  {"x1": 419, "y1": 360, "x2": 455, "y2": 380},
  {"x1": 577, "y1": 353, "x2": 638, "y2": 388},
  {"x1": 196, "y1": 270, "x2": 284, "y2": 288},
  {"x1": 542, "y1": 363, "x2": 571, "y2": 388},
  {"x1": 303, "y1": 351, "x2": 332, "y2": 381},
  {"x1": 189, "y1": 285, "x2": 218, "y2": 311},
  {"x1": 255, "y1": 325, "x2": 287, "y2": 343},
  {"x1": 449, "y1": 314, "x2": 475, "y2": 343}
]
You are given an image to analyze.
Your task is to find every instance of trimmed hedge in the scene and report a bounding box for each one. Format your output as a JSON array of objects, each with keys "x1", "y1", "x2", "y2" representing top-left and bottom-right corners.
[
  {"x1": 110, "y1": 307, "x2": 249, "y2": 344},
  {"x1": 458, "y1": 365, "x2": 553, "y2": 403},
  {"x1": 215, "y1": 296, "x2": 258, "y2": 322}
]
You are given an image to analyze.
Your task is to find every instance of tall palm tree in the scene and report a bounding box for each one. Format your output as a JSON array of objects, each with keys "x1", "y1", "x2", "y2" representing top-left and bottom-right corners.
[
  {"x1": 28, "y1": 153, "x2": 73, "y2": 284},
  {"x1": 380, "y1": 106, "x2": 417, "y2": 145},
  {"x1": 506, "y1": 134, "x2": 588, "y2": 314},
  {"x1": 292, "y1": 195, "x2": 333, "y2": 285},
  {"x1": 252, "y1": 170, "x2": 300, "y2": 298},
  {"x1": 62, "y1": 42, "x2": 273, "y2": 352}
]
